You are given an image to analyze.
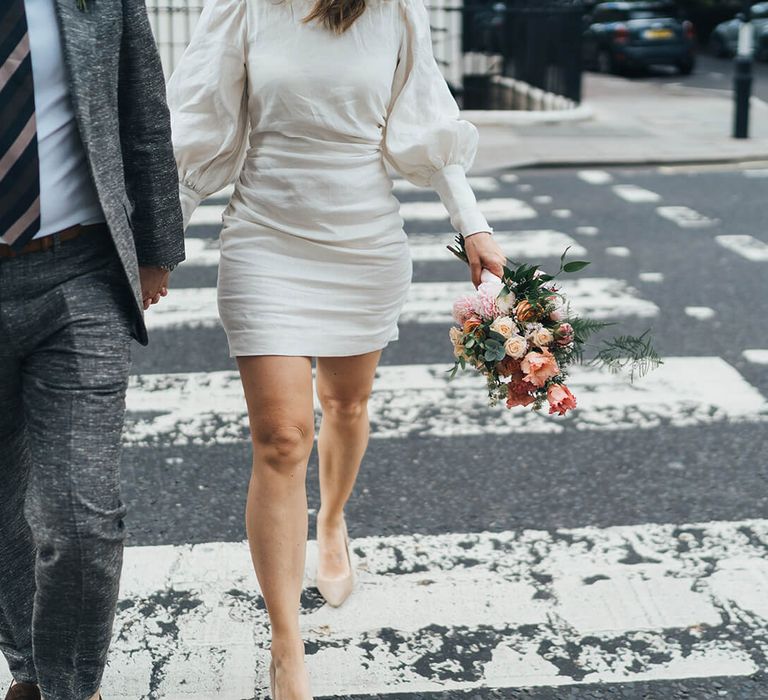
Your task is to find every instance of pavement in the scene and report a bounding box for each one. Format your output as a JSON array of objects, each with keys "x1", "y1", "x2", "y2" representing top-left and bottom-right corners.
[
  {"x1": 473, "y1": 71, "x2": 768, "y2": 170},
  {"x1": 7, "y1": 162, "x2": 766, "y2": 699}
]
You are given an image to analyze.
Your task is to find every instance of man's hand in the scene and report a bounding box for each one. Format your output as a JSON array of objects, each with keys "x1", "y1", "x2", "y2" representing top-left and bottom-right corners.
[
  {"x1": 139, "y1": 266, "x2": 170, "y2": 310},
  {"x1": 464, "y1": 232, "x2": 506, "y2": 287}
]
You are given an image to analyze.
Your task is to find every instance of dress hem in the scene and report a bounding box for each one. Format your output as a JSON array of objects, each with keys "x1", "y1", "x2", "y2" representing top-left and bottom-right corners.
[{"x1": 227, "y1": 333, "x2": 399, "y2": 359}]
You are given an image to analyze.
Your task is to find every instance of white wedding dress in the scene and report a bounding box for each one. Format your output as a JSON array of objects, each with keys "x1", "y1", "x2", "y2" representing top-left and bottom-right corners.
[{"x1": 168, "y1": 0, "x2": 491, "y2": 357}]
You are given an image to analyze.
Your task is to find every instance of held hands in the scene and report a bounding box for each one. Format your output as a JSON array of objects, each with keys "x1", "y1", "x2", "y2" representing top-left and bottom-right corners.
[
  {"x1": 139, "y1": 266, "x2": 170, "y2": 310},
  {"x1": 464, "y1": 232, "x2": 506, "y2": 287}
]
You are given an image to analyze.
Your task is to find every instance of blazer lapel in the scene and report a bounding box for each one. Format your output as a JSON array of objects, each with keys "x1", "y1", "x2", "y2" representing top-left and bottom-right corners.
[{"x1": 53, "y1": 0, "x2": 96, "y2": 133}]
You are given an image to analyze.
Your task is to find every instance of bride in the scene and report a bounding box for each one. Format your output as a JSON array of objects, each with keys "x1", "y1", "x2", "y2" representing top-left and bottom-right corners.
[{"x1": 168, "y1": 0, "x2": 505, "y2": 696}]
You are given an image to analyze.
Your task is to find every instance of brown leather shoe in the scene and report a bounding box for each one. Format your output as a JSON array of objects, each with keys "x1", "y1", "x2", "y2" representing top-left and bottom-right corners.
[{"x1": 5, "y1": 683, "x2": 40, "y2": 700}]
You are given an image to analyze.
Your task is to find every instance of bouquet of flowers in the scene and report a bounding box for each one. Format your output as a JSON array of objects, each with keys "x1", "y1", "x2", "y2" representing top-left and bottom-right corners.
[{"x1": 447, "y1": 235, "x2": 661, "y2": 415}]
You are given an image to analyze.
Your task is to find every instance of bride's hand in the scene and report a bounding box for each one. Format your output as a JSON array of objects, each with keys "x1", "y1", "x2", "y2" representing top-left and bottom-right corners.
[{"x1": 464, "y1": 232, "x2": 506, "y2": 287}]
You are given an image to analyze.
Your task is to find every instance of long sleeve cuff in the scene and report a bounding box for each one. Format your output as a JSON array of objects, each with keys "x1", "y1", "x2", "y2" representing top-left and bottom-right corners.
[
  {"x1": 179, "y1": 182, "x2": 203, "y2": 230},
  {"x1": 430, "y1": 164, "x2": 492, "y2": 238}
]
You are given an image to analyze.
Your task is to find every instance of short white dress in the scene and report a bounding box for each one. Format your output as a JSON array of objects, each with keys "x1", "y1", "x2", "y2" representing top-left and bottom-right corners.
[{"x1": 168, "y1": 0, "x2": 491, "y2": 357}]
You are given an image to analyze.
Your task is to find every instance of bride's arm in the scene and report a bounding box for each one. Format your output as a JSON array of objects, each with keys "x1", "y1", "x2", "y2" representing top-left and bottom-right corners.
[
  {"x1": 167, "y1": 0, "x2": 250, "y2": 229},
  {"x1": 382, "y1": 0, "x2": 505, "y2": 286}
]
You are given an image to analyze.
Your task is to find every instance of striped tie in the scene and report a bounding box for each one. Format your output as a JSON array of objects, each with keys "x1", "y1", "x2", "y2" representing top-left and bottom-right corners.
[{"x1": 0, "y1": 0, "x2": 41, "y2": 250}]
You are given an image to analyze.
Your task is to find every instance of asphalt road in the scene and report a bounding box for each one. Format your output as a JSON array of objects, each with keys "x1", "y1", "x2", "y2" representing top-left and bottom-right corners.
[{"x1": 115, "y1": 164, "x2": 768, "y2": 699}]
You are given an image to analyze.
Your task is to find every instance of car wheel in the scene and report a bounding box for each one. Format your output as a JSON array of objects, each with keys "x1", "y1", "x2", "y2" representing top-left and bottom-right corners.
[
  {"x1": 678, "y1": 58, "x2": 695, "y2": 76},
  {"x1": 597, "y1": 49, "x2": 614, "y2": 74}
]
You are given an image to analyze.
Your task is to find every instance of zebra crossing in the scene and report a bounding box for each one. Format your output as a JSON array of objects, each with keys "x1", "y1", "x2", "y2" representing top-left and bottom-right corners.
[{"x1": 4, "y1": 167, "x2": 766, "y2": 698}]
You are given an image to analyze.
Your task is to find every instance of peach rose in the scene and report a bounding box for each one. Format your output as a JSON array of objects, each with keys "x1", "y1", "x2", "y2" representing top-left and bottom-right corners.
[
  {"x1": 547, "y1": 383, "x2": 577, "y2": 416},
  {"x1": 463, "y1": 317, "x2": 482, "y2": 334},
  {"x1": 528, "y1": 326, "x2": 554, "y2": 348},
  {"x1": 490, "y1": 316, "x2": 515, "y2": 339},
  {"x1": 520, "y1": 349, "x2": 559, "y2": 388},
  {"x1": 504, "y1": 334, "x2": 528, "y2": 359}
]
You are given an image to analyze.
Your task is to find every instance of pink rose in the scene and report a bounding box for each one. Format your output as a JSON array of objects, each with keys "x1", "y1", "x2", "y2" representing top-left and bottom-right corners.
[
  {"x1": 555, "y1": 323, "x2": 574, "y2": 346},
  {"x1": 547, "y1": 383, "x2": 577, "y2": 416},
  {"x1": 452, "y1": 296, "x2": 476, "y2": 325},
  {"x1": 520, "y1": 349, "x2": 559, "y2": 388},
  {"x1": 550, "y1": 308, "x2": 565, "y2": 322}
]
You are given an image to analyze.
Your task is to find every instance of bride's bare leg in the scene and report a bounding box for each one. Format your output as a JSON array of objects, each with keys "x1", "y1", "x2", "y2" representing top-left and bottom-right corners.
[
  {"x1": 315, "y1": 350, "x2": 381, "y2": 579},
  {"x1": 238, "y1": 355, "x2": 315, "y2": 700}
]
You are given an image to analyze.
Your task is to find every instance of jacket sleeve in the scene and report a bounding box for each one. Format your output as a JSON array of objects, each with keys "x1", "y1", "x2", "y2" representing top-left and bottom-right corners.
[
  {"x1": 383, "y1": 0, "x2": 491, "y2": 238},
  {"x1": 118, "y1": 0, "x2": 186, "y2": 269}
]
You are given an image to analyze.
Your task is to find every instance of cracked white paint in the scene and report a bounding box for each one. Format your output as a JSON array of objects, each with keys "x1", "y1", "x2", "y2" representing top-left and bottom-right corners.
[
  {"x1": 657, "y1": 206, "x2": 719, "y2": 229},
  {"x1": 606, "y1": 246, "x2": 631, "y2": 258},
  {"x1": 716, "y1": 235, "x2": 768, "y2": 262},
  {"x1": 639, "y1": 272, "x2": 664, "y2": 283},
  {"x1": 575, "y1": 226, "x2": 600, "y2": 236},
  {"x1": 552, "y1": 209, "x2": 572, "y2": 219},
  {"x1": 3, "y1": 519, "x2": 763, "y2": 698},
  {"x1": 145, "y1": 277, "x2": 657, "y2": 331},
  {"x1": 182, "y1": 230, "x2": 587, "y2": 268},
  {"x1": 578, "y1": 170, "x2": 613, "y2": 185},
  {"x1": 123, "y1": 358, "x2": 767, "y2": 446},
  {"x1": 613, "y1": 185, "x2": 662, "y2": 203}
]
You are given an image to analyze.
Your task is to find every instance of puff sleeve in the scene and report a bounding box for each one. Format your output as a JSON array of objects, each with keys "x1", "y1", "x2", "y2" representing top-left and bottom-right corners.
[
  {"x1": 383, "y1": 0, "x2": 491, "y2": 238},
  {"x1": 167, "y1": 0, "x2": 249, "y2": 229}
]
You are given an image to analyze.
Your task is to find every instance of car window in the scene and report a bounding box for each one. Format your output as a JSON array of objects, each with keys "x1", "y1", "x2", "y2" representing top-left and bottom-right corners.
[
  {"x1": 752, "y1": 3, "x2": 768, "y2": 19},
  {"x1": 594, "y1": 9, "x2": 627, "y2": 22}
]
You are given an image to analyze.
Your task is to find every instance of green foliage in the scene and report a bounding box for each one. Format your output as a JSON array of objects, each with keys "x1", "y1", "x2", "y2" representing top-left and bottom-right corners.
[{"x1": 592, "y1": 331, "x2": 664, "y2": 381}]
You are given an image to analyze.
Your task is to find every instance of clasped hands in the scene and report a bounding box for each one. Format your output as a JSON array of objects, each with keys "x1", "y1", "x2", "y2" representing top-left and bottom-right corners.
[{"x1": 139, "y1": 266, "x2": 170, "y2": 310}]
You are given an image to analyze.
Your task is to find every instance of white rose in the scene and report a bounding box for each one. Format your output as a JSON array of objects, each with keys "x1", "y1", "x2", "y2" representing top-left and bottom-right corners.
[
  {"x1": 504, "y1": 334, "x2": 528, "y2": 359},
  {"x1": 490, "y1": 316, "x2": 516, "y2": 338},
  {"x1": 449, "y1": 326, "x2": 463, "y2": 345}
]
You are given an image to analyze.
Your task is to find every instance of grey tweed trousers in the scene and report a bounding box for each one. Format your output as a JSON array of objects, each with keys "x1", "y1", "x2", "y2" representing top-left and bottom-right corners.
[{"x1": 0, "y1": 230, "x2": 134, "y2": 700}]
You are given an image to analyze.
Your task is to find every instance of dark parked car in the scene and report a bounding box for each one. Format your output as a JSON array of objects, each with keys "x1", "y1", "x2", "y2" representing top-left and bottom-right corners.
[
  {"x1": 710, "y1": 2, "x2": 768, "y2": 60},
  {"x1": 584, "y1": 2, "x2": 697, "y2": 75}
]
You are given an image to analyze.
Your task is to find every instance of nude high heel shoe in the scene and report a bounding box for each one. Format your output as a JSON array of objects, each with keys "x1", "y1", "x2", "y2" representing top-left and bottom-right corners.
[{"x1": 316, "y1": 519, "x2": 356, "y2": 607}]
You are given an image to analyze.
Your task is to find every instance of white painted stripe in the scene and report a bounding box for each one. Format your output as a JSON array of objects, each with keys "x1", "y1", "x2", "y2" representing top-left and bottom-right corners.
[
  {"x1": 639, "y1": 272, "x2": 664, "y2": 283},
  {"x1": 182, "y1": 230, "x2": 587, "y2": 268},
  {"x1": 743, "y1": 349, "x2": 768, "y2": 364},
  {"x1": 716, "y1": 235, "x2": 768, "y2": 261},
  {"x1": 533, "y1": 195, "x2": 553, "y2": 204},
  {"x1": 392, "y1": 176, "x2": 500, "y2": 194},
  {"x1": 685, "y1": 306, "x2": 716, "y2": 320},
  {"x1": 575, "y1": 225, "x2": 599, "y2": 236},
  {"x1": 612, "y1": 185, "x2": 662, "y2": 203},
  {"x1": 146, "y1": 278, "x2": 658, "y2": 331},
  {"x1": 500, "y1": 173, "x2": 519, "y2": 184},
  {"x1": 744, "y1": 168, "x2": 768, "y2": 178},
  {"x1": 189, "y1": 197, "x2": 539, "y2": 228},
  {"x1": 8, "y1": 518, "x2": 764, "y2": 698},
  {"x1": 657, "y1": 206, "x2": 719, "y2": 229},
  {"x1": 400, "y1": 197, "x2": 537, "y2": 222},
  {"x1": 517, "y1": 183, "x2": 533, "y2": 192},
  {"x1": 578, "y1": 170, "x2": 613, "y2": 185},
  {"x1": 124, "y1": 358, "x2": 766, "y2": 446},
  {"x1": 605, "y1": 246, "x2": 631, "y2": 258}
]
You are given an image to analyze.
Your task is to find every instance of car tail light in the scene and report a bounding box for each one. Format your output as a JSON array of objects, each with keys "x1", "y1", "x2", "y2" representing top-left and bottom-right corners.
[
  {"x1": 613, "y1": 24, "x2": 630, "y2": 43},
  {"x1": 683, "y1": 20, "x2": 695, "y2": 40}
]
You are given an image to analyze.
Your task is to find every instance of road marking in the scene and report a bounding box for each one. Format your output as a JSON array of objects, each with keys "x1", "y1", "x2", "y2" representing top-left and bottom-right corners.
[
  {"x1": 612, "y1": 185, "x2": 662, "y2": 203},
  {"x1": 400, "y1": 198, "x2": 537, "y2": 222},
  {"x1": 743, "y1": 349, "x2": 768, "y2": 364},
  {"x1": 393, "y1": 176, "x2": 501, "y2": 194},
  {"x1": 182, "y1": 231, "x2": 587, "y2": 268},
  {"x1": 500, "y1": 173, "x2": 519, "y2": 184},
  {"x1": 12, "y1": 518, "x2": 765, "y2": 698},
  {"x1": 744, "y1": 168, "x2": 768, "y2": 178},
  {"x1": 575, "y1": 225, "x2": 599, "y2": 236},
  {"x1": 578, "y1": 170, "x2": 613, "y2": 185},
  {"x1": 685, "y1": 306, "x2": 716, "y2": 321},
  {"x1": 552, "y1": 209, "x2": 572, "y2": 219},
  {"x1": 517, "y1": 183, "x2": 533, "y2": 192},
  {"x1": 605, "y1": 246, "x2": 631, "y2": 258},
  {"x1": 533, "y1": 195, "x2": 553, "y2": 204},
  {"x1": 657, "y1": 206, "x2": 719, "y2": 229},
  {"x1": 716, "y1": 235, "x2": 768, "y2": 262},
  {"x1": 146, "y1": 278, "x2": 658, "y2": 331},
  {"x1": 124, "y1": 358, "x2": 766, "y2": 446},
  {"x1": 639, "y1": 272, "x2": 664, "y2": 283}
]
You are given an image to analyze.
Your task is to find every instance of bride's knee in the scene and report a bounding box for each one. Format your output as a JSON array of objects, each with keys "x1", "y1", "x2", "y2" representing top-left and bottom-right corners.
[
  {"x1": 317, "y1": 393, "x2": 369, "y2": 422},
  {"x1": 252, "y1": 421, "x2": 314, "y2": 471}
]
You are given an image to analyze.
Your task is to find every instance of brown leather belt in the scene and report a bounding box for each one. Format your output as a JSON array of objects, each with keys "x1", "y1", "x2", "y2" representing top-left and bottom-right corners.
[{"x1": 0, "y1": 223, "x2": 108, "y2": 259}]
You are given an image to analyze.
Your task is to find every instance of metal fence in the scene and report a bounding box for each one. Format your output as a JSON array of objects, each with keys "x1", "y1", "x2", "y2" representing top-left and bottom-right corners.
[{"x1": 145, "y1": 0, "x2": 582, "y2": 106}]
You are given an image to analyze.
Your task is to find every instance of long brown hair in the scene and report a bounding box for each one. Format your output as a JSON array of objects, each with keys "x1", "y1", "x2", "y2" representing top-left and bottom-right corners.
[{"x1": 303, "y1": 0, "x2": 366, "y2": 33}]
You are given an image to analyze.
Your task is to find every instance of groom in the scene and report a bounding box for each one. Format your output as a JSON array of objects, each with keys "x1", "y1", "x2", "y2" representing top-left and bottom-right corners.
[{"x1": 0, "y1": 1, "x2": 184, "y2": 699}]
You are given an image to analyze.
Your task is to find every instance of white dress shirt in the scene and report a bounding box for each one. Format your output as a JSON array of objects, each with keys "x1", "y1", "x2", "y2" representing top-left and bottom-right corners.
[{"x1": 25, "y1": 0, "x2": 104, "y2": 238}]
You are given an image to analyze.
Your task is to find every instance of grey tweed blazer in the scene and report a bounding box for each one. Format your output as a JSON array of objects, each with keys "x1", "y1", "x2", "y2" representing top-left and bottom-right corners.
[{"x1": 54, "y1": 0, "x2": 185, "y2": 345}]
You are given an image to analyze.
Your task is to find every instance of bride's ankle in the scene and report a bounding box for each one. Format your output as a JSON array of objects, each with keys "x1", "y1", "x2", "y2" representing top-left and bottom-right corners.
[
  {"x1": 316, "y1": 509, "x2": 345, "y2": 531},
  {"x1": 270, "y1": 636, "x2": 306, "y2": 666}
]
